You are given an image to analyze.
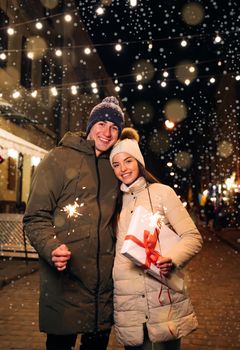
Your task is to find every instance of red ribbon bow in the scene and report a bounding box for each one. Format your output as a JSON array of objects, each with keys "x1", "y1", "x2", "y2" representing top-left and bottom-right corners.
[{"x1": 124, "y1": 227, "x2": 161, "y2": 269}]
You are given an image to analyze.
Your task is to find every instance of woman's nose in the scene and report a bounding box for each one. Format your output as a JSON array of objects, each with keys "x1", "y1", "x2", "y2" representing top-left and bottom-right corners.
[{"x1": 120, "y1": 163, "x2": 126, "y2": 172}]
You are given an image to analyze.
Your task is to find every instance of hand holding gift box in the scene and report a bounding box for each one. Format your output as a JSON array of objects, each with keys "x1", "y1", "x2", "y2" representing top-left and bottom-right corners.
[{"x1": 120, "y1": 205, "x2": 184, "y2": 292}]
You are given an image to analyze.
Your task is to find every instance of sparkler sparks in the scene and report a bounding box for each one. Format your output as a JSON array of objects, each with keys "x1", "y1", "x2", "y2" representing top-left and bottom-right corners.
[
  {"x1": 149, "y1": 212, "x2": 164, "y2": 229},
  {"x1": 62, "y1": 201, "x2": 84, "y2": 218}
]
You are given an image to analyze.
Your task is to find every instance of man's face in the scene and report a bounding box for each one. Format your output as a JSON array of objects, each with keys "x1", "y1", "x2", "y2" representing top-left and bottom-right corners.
[{"x1": 87, "y1": 121, "x2": 119, "y2": 157}]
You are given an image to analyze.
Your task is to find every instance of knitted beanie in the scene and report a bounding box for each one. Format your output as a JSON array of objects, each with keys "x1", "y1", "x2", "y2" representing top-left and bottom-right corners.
[
  {"x1": 86, "y1": 96, "x2": 125, "y2": 135},
  {"x1": 110, "y1": 127, "x2": 145, "y2": 167}
]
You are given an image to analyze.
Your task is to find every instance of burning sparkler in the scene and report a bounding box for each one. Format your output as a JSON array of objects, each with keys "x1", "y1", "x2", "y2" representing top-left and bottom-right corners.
[{"x1": 62, "y1": 201, "x2": 84, "y2": 218}]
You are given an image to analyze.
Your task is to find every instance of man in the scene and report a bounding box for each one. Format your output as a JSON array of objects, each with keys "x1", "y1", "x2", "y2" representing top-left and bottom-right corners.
[{"x1": 23, "y1": 96, "x2": 125, "y2": 350}]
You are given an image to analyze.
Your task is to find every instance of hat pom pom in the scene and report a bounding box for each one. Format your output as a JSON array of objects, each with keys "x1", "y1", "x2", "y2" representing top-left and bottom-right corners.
[
  {"x1": 120, "y1": 127, "x2": 140, "y2": 142},
  {"x1": 102, "y1": 96, "x2": 120, "y2": 106}
]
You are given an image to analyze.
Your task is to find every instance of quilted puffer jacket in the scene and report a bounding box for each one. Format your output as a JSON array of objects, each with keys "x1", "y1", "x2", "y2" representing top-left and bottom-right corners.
[{"x1": 113, "y1": 177, "x2": 203, "y2": 346}]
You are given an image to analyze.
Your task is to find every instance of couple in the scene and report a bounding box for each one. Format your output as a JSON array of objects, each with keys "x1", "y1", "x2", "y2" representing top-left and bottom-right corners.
[{"x1": 23, "y1": 96, "x2": 203, "y2": 350}]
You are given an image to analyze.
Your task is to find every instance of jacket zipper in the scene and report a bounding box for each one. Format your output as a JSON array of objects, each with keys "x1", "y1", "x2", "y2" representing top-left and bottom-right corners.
[{"x1": 95, "y1": 156, "x2": 101, "y2": 331}]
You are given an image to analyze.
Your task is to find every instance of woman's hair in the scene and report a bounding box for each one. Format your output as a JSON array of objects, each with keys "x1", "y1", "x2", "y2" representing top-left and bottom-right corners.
[{"x1": 138, "y1": 162, "x2": 159, "y2": 184}]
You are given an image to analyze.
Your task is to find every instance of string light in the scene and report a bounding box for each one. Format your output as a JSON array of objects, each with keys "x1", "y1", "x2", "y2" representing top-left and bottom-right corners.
[
  {"x1": 12, "y1": 91, "x2": 21, "y2": 99},
  {"x1": 189, "y1": 66, "x2": 195, "y2": 73},
  {"x1": 50, "y1": 87, "x2": 58, "y2": 96},
  {"x1": 115, "y1": 86, "x2": 121, "y2": 92},
  {"x1": 148, "y1": 42, "x2": 153, "y2": 51},
  {"x1": 184, "y1": 79, "x2": 191, "y2": 85},
  {"x1": 8, "y1": 148, "x2": 18, "y2": 159},
  {"x1": 31, "y1": 156, "x2": 41, "y2": 166},
  {"x1": 71, "y1": 85, "x2": 78, "y2": 95},
  {"x1": 55, "y1": 49, "x2": 62, "y2": 57},
  {"x1": 214, "y1": 34, "x2": 222, "y2": 43},
  {"x1": 209, "y1": 77, "x2": 216, "y2": 83},
  {"x1": 160, "y1": 81, "x2": 167, "y2": 87},
  {"x1": 129, "y1": 0, "x2": 137, "y2": 7},
  {"x1": 235, "y1": 75, "x2": 240, "y2": 81},
  {"x1": 96, "y1": 7, "x2": 105, "y2": 15},
  {"x1": 137, "y1": 83, "x2": 143, "y2": 90},
  {"x1": 163, "y1": 71, "x2": 169, "y2": 77},
  {"x1": 7, "y1": 27, "x2": 15, "y2": 35},
  {"x1": 0, "y1": 53, "x2": 6, "y2": 60},
  {"x1": 136, "y1": 74, "x2": 142, "y2": 81},
  {"x1": 180, "y1": 39, "x2": 188, "y2": 47},
  {"x1": 64, "y1": 14, "x2": 72, "y2": 22},
  {"x1": 91, "y1": 82, "x2": 97, "y2": 88},
  {"x1": 84, "y1": 47, "x2": 91, "y2": 55},
  {"x1": 31, "y1": 90, "x2": 38, "y2": 98},
  {"x1": 165, "y1": 120, "x2": 175, "y2": 129},
  {"x1": 27, "y1": 52, "x2": 34, "y2": 59},
  {"x1": 115, "y1": 43, "x2": 122, "y2": 52},
  {"x1": 35, "y1": 22, "x2": 43, "y2": 30}
]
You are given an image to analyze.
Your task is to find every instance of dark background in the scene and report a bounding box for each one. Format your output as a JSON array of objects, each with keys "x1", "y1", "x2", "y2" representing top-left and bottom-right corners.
[{"x1": 75, "y1": 0, "x2": 240, "y2": 200}]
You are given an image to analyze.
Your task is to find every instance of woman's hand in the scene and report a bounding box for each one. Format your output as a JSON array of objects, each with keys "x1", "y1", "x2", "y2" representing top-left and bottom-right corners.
[{"x1": 155, "y1": 256, "x2": 173, "y2": 277}]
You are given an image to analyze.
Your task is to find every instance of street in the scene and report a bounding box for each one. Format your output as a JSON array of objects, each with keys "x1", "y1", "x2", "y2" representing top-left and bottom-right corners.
[{"x1": 0, "y1": 228, "x2": 239, "y2": 350}]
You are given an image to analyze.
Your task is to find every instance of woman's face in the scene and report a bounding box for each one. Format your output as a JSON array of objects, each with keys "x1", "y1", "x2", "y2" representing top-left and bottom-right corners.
[{"x1": 112, "y1": 152, "x2": 139, "y2": 185}]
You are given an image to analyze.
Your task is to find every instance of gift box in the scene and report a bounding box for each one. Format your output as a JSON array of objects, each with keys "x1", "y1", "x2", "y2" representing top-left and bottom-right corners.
[{"x1": 121, "y1": 205, "x2": 184, "y2": 292}]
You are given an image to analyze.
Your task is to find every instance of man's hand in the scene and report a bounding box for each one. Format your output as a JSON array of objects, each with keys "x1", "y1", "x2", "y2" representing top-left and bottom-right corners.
[
  {"x1": 51, "y1": 244, "x2": 71, "y2": 271},
  {"x1": 155, "y1": 256, "x2": 173, "y2": 277}
]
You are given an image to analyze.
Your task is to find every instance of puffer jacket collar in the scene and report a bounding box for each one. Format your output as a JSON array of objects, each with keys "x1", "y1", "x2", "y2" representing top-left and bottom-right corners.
[{"x1": 120, "y1": 176, "x2": 148, "y2": 194}]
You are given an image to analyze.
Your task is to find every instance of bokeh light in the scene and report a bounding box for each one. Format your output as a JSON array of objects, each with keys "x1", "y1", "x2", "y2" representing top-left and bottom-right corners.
[
  {"x1": 26, "y1": 36, "x2": 47, "y2": 59},
  {"x1": 174, "y1": 151, "x2": 192, "y2": 170},
  {"x1": 40, "y1": 0, "x2": 59, "y2": 9},
  {"x1": 181, "y1": 2, "x2": 205, "y2": 26},
  {"x1": 132, "y1": 59, "x2": 155, "y2": 83},
  {"x1": 175, "y1": 60, "x2": 198, "y2": 85},
  {"x1": 131, "y1": 102, "x2": 154, "y2": 125},
  {"x1": 163, "y1": 99, "x2": 187, "y2": 123},
  {"x1": 148, "y1": 130, "x2": 170, "y2": 155},
  {"x1": 217, "y1": 141, "x2": 233, "y2": 158}
]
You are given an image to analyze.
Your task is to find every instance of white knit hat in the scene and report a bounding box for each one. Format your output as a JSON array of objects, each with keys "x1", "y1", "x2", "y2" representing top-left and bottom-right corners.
[{"x1": 110, "y1": 128, "x2": 145, "y2": 167}]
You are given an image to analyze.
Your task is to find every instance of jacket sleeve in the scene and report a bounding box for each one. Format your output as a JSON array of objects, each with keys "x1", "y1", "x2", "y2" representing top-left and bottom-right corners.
[
  {"x1": 159, "y1": 185, "x2": 203, "y2": 268},
  {"x1": 23, "y1": 150, "x2": 64, "y2": 265}
]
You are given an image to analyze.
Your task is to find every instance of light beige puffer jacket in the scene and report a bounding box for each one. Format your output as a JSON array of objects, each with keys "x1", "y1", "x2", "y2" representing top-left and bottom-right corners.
[{"x1": 113, "y1": 177, "x2": 203, "y2": 346}]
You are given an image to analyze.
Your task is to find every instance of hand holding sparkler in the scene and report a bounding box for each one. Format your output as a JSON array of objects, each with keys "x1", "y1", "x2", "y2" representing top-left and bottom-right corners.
[{"x1": 52, "y1": 244, "x2": 71, "y2": 271}]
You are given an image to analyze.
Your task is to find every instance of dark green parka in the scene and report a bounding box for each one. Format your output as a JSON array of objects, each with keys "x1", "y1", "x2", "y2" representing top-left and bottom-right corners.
[{"x1": 23, "y1": 132, "x2": 119, "y2": 334}]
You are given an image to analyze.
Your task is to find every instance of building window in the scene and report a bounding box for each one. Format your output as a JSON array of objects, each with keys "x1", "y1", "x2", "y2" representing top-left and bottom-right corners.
[
  {"x1": 20, "y1": 37, "x2": 32, "y2": 88},
  {"x1": 8, "y1": 157, "x2": 16, "y2": 191},
  {"x1": 0, "y1": 10, "x2": 9, "y2": 68}
]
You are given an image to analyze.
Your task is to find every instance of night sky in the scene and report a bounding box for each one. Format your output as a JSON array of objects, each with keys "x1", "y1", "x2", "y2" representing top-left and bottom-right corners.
[{"x1": 76, "y1": 0, "x2": 240, "y2": 197}]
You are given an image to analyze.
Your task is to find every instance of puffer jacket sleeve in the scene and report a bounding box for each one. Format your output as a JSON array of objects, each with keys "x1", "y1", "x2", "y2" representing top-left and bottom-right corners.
[
  {"x1": 23, "y1": 149, "x2": 65, "y2": 265},
  {"x1": 157, "y1": 185, "x2": 203, "y2": 268}
]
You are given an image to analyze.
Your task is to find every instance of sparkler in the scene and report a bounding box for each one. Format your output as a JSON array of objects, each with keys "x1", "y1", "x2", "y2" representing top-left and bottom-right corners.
[
  {"x1": 149, "y1": 212, "x2": 164, "y2": 229},
  {"x1": 62, "y1": 201, "x2": 84, "y2": 218}
]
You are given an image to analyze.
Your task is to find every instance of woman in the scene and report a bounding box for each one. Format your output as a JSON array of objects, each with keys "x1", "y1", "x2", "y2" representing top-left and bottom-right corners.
[{"x1": 109, "y1": 128, "x2": 203, "y2": 350}]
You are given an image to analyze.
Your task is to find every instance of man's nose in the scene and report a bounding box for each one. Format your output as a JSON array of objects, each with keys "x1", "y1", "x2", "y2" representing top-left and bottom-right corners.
[{"x1": 103, "y1": 126, "x2": 111, "y2": 137}]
